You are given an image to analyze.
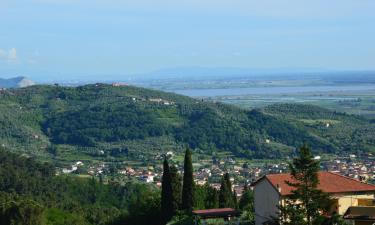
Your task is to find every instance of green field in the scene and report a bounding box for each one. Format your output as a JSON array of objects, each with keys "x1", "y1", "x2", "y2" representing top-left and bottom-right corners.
[{"x1": 210, "y1": 89, "x2": 375, "y2": 120}]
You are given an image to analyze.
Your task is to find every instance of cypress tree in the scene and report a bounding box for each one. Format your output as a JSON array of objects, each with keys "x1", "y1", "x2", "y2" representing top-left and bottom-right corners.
[
  {"x1": 181, "y1": 148, "x2": 194, "y2": 212},
  {"x1": 161, "y1": 158, "x2": 174, "y2": 224},
  {"x1": 280, "y1": 144, "x2": 332, "y2": 225},
  {"x1": 169, "y1": 165, "x2": 182, "y2": 213}
]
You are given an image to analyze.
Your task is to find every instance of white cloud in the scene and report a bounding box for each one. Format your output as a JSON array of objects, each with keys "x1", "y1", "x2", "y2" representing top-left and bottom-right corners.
[
  {"x1": 0, "y1": 49, "x2": 7, "y2": 59},
  {"x1": 0, "y1": 48, "x2": 18, "y2": 63},
  {"x1": 8, "y1": 48, "x2": 17, "y2": 61}
]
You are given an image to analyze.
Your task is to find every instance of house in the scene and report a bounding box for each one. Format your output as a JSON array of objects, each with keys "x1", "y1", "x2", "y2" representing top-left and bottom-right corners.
[{"x1": 253, "y1": 171, "x2": 375, "y2": 225}]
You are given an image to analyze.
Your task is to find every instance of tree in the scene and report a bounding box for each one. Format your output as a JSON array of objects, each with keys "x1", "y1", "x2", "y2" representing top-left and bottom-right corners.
[
  {"x1": 239, "y1": 186, "x2": 255, "y2": 225},
  {"x1": 181, "y1": 148, "x2": 194, "y2": 212},
  {"x1": 233, "y1": 191, "x2": 238, "y2": 209},
  {"x1": 0, "y1": 200, "x2": 45, "y2": 225},
  {"x1": 161, "y1": 158, "x2": 174, "y2": 224},
  {"x1": 193, "y1": 185, "x2": 207, "y2": 209},
  {"x1": 170, "y1": 165, "x2": 182, "y2": 213},
  {"x1": 117, "y1": 190, "x2": 162, "y2": 225},
  {"x1": 279, "y1": 144, "x2": 332, "y2": 225},
  {"x1": 204, "y1": 184, "x2": 219, "y2": 209},
  {"x1": 239, "y1": 185, "x2": 253, "y2": 211},
  {"x1": 219, "y1": 173, "x2": 235, "y2": 208}
]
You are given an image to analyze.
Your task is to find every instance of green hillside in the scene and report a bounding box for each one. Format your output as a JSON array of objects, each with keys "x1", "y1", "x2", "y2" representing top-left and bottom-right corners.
[
  {"x1": 0, "y1": 84, "x2": 374, "y2": 163},
  {"x1": 263, "y1": 103, "x2": 375, "y2": 154}
]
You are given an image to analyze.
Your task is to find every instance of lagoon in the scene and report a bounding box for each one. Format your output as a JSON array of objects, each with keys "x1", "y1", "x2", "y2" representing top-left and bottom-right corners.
[{"x1": 171, "y1": 85, "x2": 375, "y2": 97}]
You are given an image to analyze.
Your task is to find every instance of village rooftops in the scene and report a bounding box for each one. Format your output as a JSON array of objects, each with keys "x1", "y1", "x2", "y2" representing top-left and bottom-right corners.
[{"x1": 253, "y1": 171, "x2": 375, "y2": 196}]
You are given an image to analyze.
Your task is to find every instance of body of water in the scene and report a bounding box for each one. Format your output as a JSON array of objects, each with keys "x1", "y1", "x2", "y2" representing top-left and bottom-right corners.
[{"x1": 171, "y1": 85, "x2": 375, "y2": 97}]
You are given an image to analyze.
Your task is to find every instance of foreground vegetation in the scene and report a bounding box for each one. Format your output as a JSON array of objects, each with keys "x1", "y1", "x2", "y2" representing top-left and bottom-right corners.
[
  {"x1": 0, "y1": 147, "x2": 162, "y2": 225},
  {"x1": 0, "y1": 147, "x2": 255, "y2": 225}
]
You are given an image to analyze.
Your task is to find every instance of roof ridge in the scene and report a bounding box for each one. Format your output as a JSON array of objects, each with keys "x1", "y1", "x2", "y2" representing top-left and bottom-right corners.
[{"x1": 266, "y1": 172, "x2": 289, "y2": 177}]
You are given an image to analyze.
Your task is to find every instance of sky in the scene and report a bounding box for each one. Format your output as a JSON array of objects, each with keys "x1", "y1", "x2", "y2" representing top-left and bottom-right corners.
[{"x1": 0, "y1": 0, "x2": 374, "y2": 81}]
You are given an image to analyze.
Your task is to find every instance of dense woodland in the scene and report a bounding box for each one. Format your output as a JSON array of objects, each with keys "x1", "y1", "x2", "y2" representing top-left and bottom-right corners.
[{"x1": 0, "y1": 84, "x2": 374, "y2": 163}]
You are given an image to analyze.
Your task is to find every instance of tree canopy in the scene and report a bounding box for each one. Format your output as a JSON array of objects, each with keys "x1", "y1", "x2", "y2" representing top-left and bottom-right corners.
[{"x1": 279, "y1": 144, "x2": 333, "y2": 225}]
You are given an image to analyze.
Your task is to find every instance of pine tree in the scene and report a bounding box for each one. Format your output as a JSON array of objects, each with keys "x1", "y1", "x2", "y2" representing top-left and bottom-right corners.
[
  {"x1": 161, "y1": 157, "x2": 174, "y2": 224},
  {"x1": 279, "y1": 144, "x2": 332, "y2": 225},
  {"x1": 219, "y1": 173, "x2": 235, "y2": 208},
  {"x1": 181, "y1": 148, "x2": 194, "y2": 212},
  {"x1": 169, "y1": 164, "x2": 182, "y2": 213}
]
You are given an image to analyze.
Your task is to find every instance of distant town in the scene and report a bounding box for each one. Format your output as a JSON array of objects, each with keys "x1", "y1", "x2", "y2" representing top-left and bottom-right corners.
[{"x1": 59, "y1": 151, "x2": 375, "y2": 198}]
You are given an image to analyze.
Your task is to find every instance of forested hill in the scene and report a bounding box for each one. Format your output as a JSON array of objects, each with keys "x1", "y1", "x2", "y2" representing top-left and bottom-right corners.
[{"x1": 0, "y1": 84, "x2": 374, "y2": 160}]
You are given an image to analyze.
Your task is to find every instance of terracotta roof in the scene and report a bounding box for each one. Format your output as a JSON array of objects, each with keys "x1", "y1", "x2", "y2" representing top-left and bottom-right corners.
[
  {"x1": 260, "y1": 171, "x2": 375, "y2": 196},
  {"x1": 192, "y1": 208, "x2": 240, "y2": 218}
]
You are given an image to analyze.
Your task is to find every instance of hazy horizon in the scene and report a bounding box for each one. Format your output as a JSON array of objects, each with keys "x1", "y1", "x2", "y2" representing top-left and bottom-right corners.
[{"x1": 1, "y1": 0, "x2": 375, "y2": 80}]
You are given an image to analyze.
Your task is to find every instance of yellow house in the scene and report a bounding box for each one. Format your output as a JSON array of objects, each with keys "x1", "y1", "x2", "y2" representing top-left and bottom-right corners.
[{"x1": 253, "y1": 171, "x2": 375, "y2": 225}]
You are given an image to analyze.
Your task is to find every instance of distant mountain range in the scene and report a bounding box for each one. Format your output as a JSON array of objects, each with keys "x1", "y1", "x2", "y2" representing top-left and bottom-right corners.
[{"x1": 0, "y1": 76, "x2": 35, "y2": 88}]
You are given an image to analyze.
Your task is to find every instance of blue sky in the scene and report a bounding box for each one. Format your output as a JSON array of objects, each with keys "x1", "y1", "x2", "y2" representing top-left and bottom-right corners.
[{"x1": 0, "y1": 0, "x2": 374, "y2": 80}]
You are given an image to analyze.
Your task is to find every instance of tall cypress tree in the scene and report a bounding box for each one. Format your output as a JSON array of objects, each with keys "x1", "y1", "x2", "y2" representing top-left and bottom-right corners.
[
  {"x1": 169, "y1": 164, "x2": 182, "y2": 213},
  {"x1": 181, "y1": 148, "x2": 194, "y2": 212},
  {"x1": 161, "y1": 158, "x2": 174, "y2": 224},
  {"x1": 280, "y1": 144, "x2": 332, "y2": 225}
]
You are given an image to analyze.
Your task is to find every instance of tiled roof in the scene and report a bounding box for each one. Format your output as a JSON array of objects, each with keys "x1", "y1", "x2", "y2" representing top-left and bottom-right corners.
[
  {"x1": 192, "y1": 208, "x2": 240, "y2": 218},
  {"x1": 263, "y1": 171, "x2": 375, "y2": 196}
]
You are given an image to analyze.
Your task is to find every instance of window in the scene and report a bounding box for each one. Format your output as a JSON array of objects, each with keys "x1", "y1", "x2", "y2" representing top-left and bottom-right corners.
[{"x1": 357, "y1": 199, "x2": 374, "y2": 206}]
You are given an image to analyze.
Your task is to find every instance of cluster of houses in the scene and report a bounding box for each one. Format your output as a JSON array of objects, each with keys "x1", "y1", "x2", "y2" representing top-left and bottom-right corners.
[
  {"x1": 119, "y1": 167, "x2": 159, "y2": 183},
  {"x1": 59, "y1": 152, "x2": 375, "y2": 224},
  {"x1": 322, "y1": 154, "x2": 375, "y2": 183},
  {"x1": 61, "y1": 161, "x2": 84, "y2": 174},
  {"x1": 111, "y1": 82, "x2": 176, "y2": 106}
]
